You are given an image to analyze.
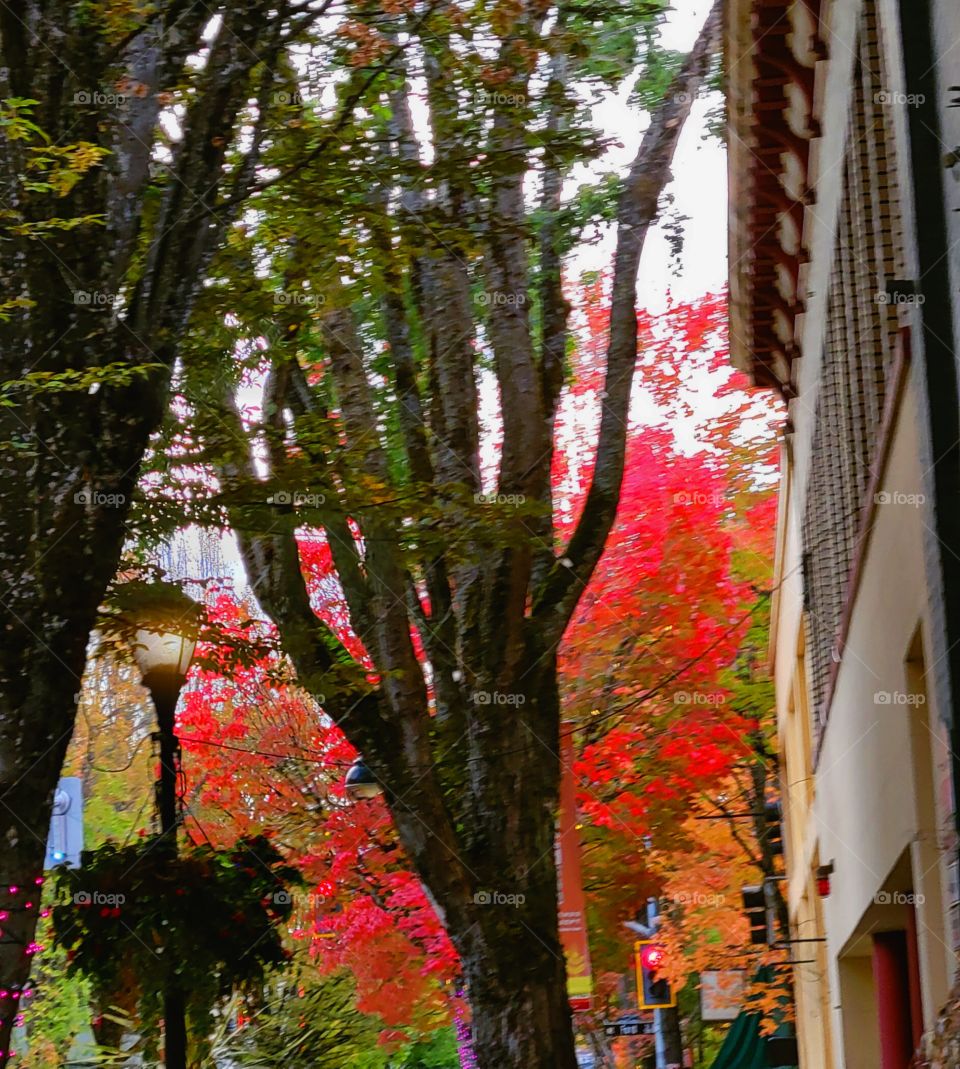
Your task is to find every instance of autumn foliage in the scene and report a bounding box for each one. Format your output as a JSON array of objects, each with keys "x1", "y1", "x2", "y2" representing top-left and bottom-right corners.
[{"x1": 169, "y1": 286, "x2": 780, "y2": 1041}]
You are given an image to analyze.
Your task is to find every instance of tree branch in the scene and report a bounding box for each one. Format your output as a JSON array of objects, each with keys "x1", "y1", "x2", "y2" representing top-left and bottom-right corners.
[{"x1": 534, "y1": 0, "x2": 722, "y2": 640}]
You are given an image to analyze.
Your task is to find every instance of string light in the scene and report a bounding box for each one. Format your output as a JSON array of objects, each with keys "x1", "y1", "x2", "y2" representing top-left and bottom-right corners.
[{"x1": 454, "y1": 985, "x2": 478, "y2": 1069}]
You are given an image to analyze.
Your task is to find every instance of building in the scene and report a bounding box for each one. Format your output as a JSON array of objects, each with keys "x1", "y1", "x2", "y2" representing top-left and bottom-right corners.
[{"x1": 726, "y1": 1, "x2": 960, "y2": 1066}]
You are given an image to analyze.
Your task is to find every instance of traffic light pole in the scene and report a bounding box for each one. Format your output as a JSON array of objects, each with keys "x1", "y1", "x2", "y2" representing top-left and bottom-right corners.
[{"x1": 646, "y1": 899, "x2": 683, "y2": 1069}]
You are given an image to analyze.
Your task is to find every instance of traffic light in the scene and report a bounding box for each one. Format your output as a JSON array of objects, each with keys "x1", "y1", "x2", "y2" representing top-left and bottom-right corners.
[
  {"x1": 742, "y1": 884, "x2": 773, "y2": 945},
  {"x1": 763, "y1": 800, "x2": 784, "y2": 858},
  {"x1": 635, "y1": 941, "x2": 675, "y2": 1009}
]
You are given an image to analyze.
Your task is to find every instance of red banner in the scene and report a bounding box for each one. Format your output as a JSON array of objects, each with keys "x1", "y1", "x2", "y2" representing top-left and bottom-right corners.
[{"x1": 557, "y1": 725, "x2": 593, "y2": 1011}]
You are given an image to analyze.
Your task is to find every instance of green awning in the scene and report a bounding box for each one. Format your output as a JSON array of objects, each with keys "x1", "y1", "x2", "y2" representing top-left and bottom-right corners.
[
  {"x1": 708, "y1": 968, "x2": 797, "y2": 1069},
  {"x1": 708, "y1": 1009, "x2": 769, "y2": 1069}
]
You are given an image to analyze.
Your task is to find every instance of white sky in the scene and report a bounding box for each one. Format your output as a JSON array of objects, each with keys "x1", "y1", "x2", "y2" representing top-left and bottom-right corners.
[{"x1": 580, "y1": 0, "x2": 726, "y2": 307}]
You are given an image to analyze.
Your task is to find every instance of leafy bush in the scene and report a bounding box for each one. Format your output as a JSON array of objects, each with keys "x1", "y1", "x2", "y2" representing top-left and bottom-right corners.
[{"x1": 52, "y1": 835, "x2": 302, "y2": 1063}]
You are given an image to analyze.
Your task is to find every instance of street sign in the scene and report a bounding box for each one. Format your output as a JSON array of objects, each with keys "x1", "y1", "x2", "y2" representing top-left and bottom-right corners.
[
  {"x1": 603, "y1": 1017, "x2": 654, "y2": 1038},
  {"x1": 46, "y1": 777, "x2": 83, "y2": 869}
]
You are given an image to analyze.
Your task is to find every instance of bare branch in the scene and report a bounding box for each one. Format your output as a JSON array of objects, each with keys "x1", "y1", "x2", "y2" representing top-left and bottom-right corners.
[{"x1": 534, "y1": 0, "x2": 722, "y2": 638}]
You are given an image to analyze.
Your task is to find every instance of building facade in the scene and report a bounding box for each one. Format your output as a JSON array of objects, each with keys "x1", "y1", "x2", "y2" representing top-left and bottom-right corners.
[{"x1": 726, "y1": 1, "x2": 960, "y2": 1066}]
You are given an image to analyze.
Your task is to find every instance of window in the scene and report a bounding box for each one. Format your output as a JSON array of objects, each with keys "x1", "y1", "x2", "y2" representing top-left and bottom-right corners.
[{"x1": 801, "y1": 0, "x2": 905, "y2": 741}]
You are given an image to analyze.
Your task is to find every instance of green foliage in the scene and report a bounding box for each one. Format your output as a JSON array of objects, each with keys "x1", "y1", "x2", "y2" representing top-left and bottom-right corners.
[
  {"x1": 217, "y1": 969, "x2": 389, "y2": 1067},
  {"x1": 392, "y1": 1027, "x2": 461, "y2": 1067},
  {"x1": 18, "y1": 919, "x2": 92, "y2": 1069},
  {"x1": 0, "y1": 97, "x2": 108, "y2": 235},
  {"x1": 51, "y1": 836, "x2": 303, "y2": 1064},
  {"x1": 566, "y1": 0, "x2": 673, "y2": 94},
  {"x1": 217, "y1": 966, "x2": 462, "y2": 1069},
  {"x1": 0, "y1": 362, "x2": 163, "y2": 407},
  {"x1": 633, "y1": 41, "x2": 687, "y2": 111}
]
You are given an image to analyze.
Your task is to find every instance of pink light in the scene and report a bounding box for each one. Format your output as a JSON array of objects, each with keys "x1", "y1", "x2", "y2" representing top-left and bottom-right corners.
[
  {"x1": 7, "y1": 887, "x2": 17, "y2": 895},
  {"x1": 454, "y1": 988, "x2": 478, "y2": 1069},
  {"x1": 33, "y1": 878, "x2": 42, "y2": 886}
]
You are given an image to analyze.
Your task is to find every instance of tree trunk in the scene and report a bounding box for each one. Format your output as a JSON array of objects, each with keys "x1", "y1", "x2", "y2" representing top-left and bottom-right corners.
[
  {"x1": 461, "y1": 925, "x2": 576, "y2": 1068},
  {"x1": 0, "y1": 636, "x2": 109, "y2": 1062},
  {"x1": 383, "y1": 670, "x2": 579, "y2": 1069}
]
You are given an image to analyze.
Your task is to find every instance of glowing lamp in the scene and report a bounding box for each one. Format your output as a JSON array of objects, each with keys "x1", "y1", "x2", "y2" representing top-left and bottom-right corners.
[{"x1": 133, "y1": 627, "x2": 197, "y2": 684}]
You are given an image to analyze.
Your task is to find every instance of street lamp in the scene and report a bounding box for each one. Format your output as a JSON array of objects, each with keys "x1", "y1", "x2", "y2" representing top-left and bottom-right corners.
[
  {"x1": 344, "y1": 759, "x2": 384, "y2": 801},
  {"x1": 133, "y1": 613, "x2": 198, "y2": 841},
  {"x1": 126, "y1": 583, "x2": 201, "y2": 1069}
]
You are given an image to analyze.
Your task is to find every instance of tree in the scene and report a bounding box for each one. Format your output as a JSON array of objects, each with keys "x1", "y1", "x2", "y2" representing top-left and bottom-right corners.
[
  {"x1": 548, "y1": 287, "x2": 780, "y2": 1063},
  {"x1": 0, "y1": 6, "x2": 364, "y2": 1059},
  {"x1": 0, "y1": 4, "x2": 479, "y2": 1057},
  {"x1": 183, "y1": 288, "x2": 774, "y2": 1058},
  {"x1": 152, "y1": 7, "x2": 725, "y2": 1062}
]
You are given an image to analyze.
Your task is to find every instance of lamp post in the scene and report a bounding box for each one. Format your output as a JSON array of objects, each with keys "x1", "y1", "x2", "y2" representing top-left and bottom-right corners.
[{"x1": 129, "y1": 590, "x2": 200, "y2": 1069}]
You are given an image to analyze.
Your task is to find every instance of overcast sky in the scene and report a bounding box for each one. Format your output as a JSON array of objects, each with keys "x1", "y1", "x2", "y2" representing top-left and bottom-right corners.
[{"x1": 581, "y1": 0, "x2": 726, "y2": 307}]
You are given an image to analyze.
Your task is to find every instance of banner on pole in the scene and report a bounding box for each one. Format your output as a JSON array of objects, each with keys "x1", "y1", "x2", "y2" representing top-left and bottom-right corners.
[{"x1": 557, "y1": 726, "x2": 593, "y2": 1011}]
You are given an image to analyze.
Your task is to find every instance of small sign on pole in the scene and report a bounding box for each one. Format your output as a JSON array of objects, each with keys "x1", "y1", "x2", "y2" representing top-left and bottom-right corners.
[
  {"x1": 603, "y1": 1016, "x2": 655, "y2": 1038},
  {"x1": 45, "y1": 777, "x2": 83, "y2": 869}
]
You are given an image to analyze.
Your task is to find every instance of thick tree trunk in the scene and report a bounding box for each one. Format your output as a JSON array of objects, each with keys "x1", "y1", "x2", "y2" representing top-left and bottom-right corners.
[
  {"x1": 0, "y1": 630, "x2": 112, "y2": 1062},
  {"x1": 461, "y1": 925, "x2": 577, "y2": 1068},
  {"x1": 383, "y1": 671, "x2": 578, "y2": 1069}
]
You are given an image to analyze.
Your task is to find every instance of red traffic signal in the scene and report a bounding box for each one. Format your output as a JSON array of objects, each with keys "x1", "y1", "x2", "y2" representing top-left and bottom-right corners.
[
  {"x1": 641, "y1": 945, "x2": 664, "y2": 970},
  {"x1": 635, "y1": 941, "x2": 676, "y2": 1009}
]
